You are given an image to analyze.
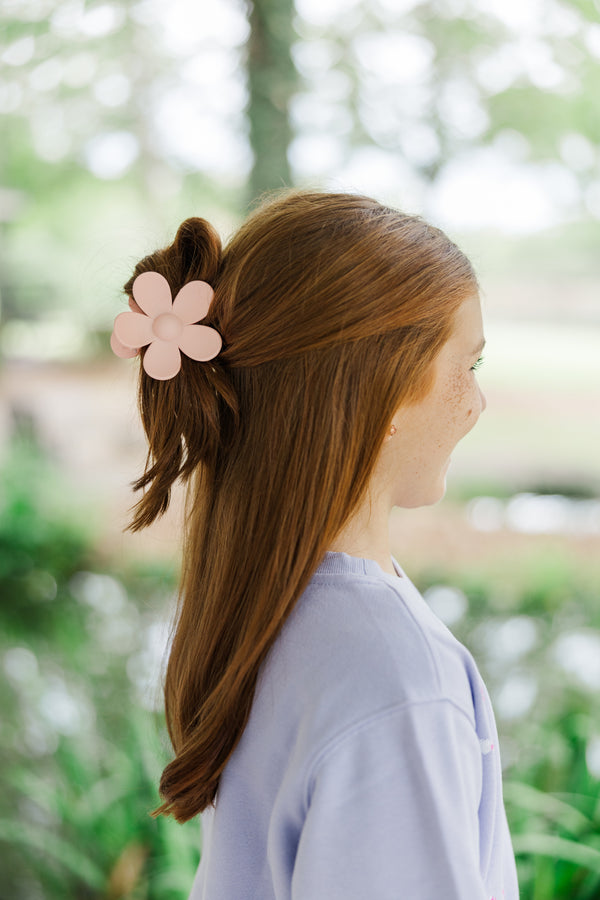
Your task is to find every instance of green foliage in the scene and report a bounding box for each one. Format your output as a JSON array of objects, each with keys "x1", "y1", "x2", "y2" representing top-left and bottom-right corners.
[{"x1": 0, "y1": 442, "x2": 199, "y2": 899}]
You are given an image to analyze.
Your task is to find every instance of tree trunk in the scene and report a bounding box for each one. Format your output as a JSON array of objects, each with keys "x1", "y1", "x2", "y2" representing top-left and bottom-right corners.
[{"x1": 247, "y1": 0, "x2": 297, "y2": 201}]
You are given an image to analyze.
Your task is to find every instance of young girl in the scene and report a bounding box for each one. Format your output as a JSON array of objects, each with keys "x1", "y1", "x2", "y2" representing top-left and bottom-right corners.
[{"x1": 111, "y1": 191, "x2": 519, "y2": 899}]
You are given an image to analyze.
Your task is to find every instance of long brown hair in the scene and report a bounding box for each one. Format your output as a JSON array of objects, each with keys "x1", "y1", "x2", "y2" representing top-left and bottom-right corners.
[{"x1": 123, "y1": 190, "x2": 477, "y2": 822}]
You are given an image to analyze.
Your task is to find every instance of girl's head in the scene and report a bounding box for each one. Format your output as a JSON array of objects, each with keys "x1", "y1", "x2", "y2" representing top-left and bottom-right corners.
[
  {"x1": 124, "y1": 190, "x2": 478, "y2": 530},
  {"x1": 119, "y1": 190, "x2": 480, "y2": 820}
]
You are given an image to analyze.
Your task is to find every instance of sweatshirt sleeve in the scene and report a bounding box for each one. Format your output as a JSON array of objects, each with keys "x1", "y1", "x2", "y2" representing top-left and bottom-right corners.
[{"x1": 291, "y1": 698, "x2": 487, "y2": 900}]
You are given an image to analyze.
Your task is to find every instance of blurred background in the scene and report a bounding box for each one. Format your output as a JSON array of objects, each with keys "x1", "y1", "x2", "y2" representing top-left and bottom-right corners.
[{"x1": 1, "y1": 0, "x2": 600, "y2": 897}]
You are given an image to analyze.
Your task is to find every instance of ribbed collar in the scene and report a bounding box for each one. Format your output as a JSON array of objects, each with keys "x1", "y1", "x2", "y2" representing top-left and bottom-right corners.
[{"x1": 317, "y1": 550, "x2": 404, "y2": 580}]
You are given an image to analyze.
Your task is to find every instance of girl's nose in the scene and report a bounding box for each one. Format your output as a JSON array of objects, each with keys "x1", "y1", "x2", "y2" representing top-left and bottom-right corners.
[{"x1": 479, "y1": 385, "x2": 487, "y2": 413}]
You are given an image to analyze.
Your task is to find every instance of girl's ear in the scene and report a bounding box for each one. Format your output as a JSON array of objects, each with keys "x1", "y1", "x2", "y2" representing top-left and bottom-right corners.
[{"x1": 383, "y1": 423, "x2": 397, "y2": 443}]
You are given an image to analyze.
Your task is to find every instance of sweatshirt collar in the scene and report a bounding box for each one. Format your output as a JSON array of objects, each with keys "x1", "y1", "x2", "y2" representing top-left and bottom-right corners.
[{"x1": 317, "y1": 550, "x2": 404, "y2": 579}]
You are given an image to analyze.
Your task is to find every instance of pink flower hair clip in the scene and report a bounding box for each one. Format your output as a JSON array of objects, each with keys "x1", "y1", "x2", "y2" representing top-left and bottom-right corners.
[{"x1": 110, "y1": 271, "x2": 223, "y2": 380}]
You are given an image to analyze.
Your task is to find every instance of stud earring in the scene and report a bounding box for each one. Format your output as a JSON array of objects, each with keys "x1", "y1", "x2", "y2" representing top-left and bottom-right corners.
[{"x1": 389, "y1": 424, "x2": 397, "y2": 437}]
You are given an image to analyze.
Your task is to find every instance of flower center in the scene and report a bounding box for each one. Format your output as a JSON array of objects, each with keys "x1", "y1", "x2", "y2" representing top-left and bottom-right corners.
[{"x1": 153, "y1": 313, "x2": 183, "y2": 342}]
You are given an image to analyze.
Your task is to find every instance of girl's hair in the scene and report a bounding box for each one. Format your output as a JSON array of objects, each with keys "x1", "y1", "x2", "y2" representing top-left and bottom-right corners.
[{"x1": 123, "y1": 190, "x2": 477, "y2": 822}]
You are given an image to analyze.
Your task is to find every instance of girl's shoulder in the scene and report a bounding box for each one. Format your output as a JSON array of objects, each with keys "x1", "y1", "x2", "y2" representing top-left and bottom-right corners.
[{"x1": 255, "y1": 559, "x2": 479, "y2": 755}]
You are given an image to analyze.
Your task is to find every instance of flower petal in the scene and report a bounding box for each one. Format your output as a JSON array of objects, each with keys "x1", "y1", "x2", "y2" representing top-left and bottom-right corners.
[
  {"x1": 179, "y1": 324, "x2": 223, "y2": 361},
  {"x1": 110, "y1": 330, "x2": 138, "y2": 359},
  {"x1": 172, "y1": 280, "x2": 214, "y2": 325},
  {"x1": 143, "y1": 340, "x2": 181, "y2": 380},
  {"x1": 113, "y1": 311, "x2": 154, "y2": 348},
  {"x1": 132, "y1": 272, "x2": 172, "y2": 318}
]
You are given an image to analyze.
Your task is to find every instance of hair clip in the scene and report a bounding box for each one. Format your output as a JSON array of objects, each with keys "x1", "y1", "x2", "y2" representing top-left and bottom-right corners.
[{"x1": 110, "y1": 271, "x2": 222, "y2": 380}]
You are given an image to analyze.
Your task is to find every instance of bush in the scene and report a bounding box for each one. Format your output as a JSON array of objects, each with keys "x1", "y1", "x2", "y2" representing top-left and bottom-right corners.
[{"x1": 0, "y1": 440, "x2": 199, "y2": 899}]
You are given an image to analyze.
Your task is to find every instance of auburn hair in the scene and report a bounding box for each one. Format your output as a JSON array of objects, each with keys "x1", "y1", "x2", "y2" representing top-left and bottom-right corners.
[{"x1": 123, "y1": 190, "x2": 478, "y2": 822}]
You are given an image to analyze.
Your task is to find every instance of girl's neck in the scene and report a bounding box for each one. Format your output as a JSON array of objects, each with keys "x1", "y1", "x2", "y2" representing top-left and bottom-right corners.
[{"x1": 327, "y1": 491, "x2": 397, "y2": 577}]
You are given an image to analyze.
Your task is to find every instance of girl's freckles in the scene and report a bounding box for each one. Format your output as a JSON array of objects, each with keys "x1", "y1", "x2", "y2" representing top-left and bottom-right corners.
[{"x1": 445, "y1": 369, "x2": 468, "y2": 409}]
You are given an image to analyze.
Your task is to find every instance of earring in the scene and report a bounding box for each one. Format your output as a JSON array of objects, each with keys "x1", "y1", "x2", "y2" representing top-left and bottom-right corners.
[{"x1": 389, "y1": 424, "x2": 397, "y2": 437}]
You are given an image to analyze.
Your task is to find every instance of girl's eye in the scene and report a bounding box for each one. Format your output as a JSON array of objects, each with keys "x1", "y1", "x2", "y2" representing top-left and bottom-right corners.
[{"x1": 471, "y1": 356, "x2": 485, "y2": 372}]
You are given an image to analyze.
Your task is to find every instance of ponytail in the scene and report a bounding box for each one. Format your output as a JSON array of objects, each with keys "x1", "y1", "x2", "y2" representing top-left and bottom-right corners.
[{"x1": 122, "y1": 218, "x2": 238, "y2": 531}]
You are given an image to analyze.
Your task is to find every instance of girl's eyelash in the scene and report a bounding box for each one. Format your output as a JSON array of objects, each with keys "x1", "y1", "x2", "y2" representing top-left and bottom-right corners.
[{"x1": 471, "y1": 356, "x2": 485, "y2": 371}]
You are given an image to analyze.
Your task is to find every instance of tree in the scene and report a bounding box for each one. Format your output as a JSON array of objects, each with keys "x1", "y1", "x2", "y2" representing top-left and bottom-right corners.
[{"x1": 247, "y1": 0, "x2": 299, "y2": 198}]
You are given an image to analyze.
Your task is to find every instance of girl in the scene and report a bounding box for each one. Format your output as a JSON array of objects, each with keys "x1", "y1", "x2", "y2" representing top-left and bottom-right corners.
[{"x1": 111, "y1": 191, "x2": 519, "y2": 899}]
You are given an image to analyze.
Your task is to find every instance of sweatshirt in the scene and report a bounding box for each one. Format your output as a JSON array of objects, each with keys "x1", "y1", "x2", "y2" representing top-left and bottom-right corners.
[{"x1": 189, "y1": 550, "x2": 519, "y2": 900}]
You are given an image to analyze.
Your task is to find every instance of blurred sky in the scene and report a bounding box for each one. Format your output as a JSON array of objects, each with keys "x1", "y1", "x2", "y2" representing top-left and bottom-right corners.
[
  {"x1": 134, "y1": 0, "x2": 599, "y2": 230},
  {"x1": 4, "y1": 0, "x2": 600, "y2": 231},
  {"x1": 167, "y1": 0, "x2": 580, "y2": 229}
]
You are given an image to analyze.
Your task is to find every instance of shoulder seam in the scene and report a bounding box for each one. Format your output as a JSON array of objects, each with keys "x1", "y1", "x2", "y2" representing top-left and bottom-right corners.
[{"x1": 303, "y1": 696, "x2": 477, "y2": 809}]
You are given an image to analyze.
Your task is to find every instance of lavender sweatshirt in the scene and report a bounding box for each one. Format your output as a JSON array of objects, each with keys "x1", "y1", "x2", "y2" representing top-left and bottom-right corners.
[{"x1": 189, "y1": 551, "x2": 519, "y2": 900}]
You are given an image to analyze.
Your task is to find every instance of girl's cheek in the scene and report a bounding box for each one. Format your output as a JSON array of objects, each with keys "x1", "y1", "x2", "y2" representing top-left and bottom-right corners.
[{"x1": 444, "y1": 369, "x2": 470, "y2": 416}]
